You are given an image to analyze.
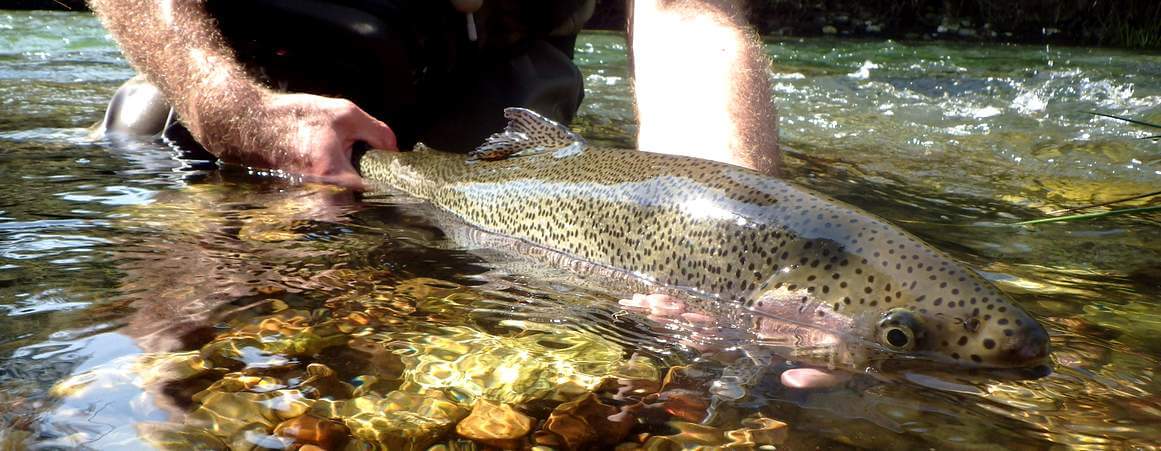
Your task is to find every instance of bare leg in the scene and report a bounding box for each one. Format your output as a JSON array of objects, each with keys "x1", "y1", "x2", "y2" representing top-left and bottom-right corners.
[{"x1": 629, "y1": 0, "x2": 781, "y2": 175}]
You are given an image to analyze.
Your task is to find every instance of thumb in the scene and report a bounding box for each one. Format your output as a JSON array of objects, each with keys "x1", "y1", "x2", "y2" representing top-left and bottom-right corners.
[{"x1": 349, "y1": 109, "x2": 398, "y2": 151}]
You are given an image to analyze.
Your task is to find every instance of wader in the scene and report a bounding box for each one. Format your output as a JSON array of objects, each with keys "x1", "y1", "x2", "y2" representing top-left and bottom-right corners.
[{"x1": 98, "y1": 0, "x2": 595, "y2": 157}]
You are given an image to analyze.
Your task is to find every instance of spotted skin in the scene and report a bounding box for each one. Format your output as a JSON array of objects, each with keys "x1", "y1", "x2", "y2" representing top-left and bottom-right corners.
[{"x1": 360, "y1": 108, "x2": 1050, "y2": 370}]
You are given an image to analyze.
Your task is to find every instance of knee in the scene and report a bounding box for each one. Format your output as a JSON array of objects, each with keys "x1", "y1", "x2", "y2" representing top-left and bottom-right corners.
[{"x1": 98, "y1": 75, "x2": 172, "y2": 137}]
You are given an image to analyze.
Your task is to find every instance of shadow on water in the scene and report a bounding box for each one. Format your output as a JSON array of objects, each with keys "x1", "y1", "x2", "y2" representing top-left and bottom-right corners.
[{"x1": 1, "y1": 12, "x2": 1160, "y2": 450}]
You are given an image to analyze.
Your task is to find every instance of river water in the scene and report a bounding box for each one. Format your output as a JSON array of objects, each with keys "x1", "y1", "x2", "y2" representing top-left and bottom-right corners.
[{"x1": 2, "y1": 10, "x2": 1160, "y2": 450}]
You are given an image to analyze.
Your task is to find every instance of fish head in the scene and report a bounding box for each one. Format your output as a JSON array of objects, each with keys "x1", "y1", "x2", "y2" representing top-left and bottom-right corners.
[
  {"x1": 748, "y1": 222, "x2": 1050, "y2": 371},
  {"x1": 749, "y1": 276, "x2": 1050, "y2": 372},
  {"x1": 868, "y1": 297, "x2": 1050, "y2": 369}
]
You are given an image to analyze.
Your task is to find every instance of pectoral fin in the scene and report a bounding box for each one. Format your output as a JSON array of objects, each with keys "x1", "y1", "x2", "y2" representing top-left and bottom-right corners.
[{"x1": 470, "y1": 107, "x2": 589, "y2": 160}]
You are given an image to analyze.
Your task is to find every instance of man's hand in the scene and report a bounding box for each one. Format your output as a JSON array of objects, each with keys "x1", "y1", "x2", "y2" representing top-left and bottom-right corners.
[
  {"x1": 220, "y1": 93, "x2": 397, "y2": 189},
  {"x1": 89, "y1": 0, "x2": 396, "y2": 190}
]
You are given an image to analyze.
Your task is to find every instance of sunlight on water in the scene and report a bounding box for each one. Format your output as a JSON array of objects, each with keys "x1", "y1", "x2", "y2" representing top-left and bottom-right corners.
[{"x1": 1, "y1": 11, "x2": 1160, "y2": 450}]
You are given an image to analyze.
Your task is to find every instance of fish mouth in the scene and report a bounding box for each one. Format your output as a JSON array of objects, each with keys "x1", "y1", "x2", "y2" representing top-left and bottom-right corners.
[
  {"x1": 993, "y1": 322, "x2": 1052, "y2": 368},
  {"x1": 1010, "y1": 333, "x2": 1051, "y2": 362},
  {"x1": 873, "y1": 350, "x2": 1053, "y2": 381}
]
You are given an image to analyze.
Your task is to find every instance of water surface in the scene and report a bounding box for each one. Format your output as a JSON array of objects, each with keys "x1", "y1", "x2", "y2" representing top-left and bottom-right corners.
[{"x1": 2, "y1": 10, "x2": 1160, "y2": 449}]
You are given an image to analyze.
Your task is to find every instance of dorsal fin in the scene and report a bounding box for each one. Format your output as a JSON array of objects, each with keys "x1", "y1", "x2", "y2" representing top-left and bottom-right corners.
[{"x1": 469, "y1": 107, "x2": 588, "y2": 160}]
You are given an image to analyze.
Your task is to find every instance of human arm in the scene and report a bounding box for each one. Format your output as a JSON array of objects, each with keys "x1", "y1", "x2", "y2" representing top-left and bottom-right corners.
[
  {"x1": 628, "y1": 0, "x2": 780, "y2": 175},
  {"x1": 88, "y1": 0, "x2": 397, "y2": 188}
]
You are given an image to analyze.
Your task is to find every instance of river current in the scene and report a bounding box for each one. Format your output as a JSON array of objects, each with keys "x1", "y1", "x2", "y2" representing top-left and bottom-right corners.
[{"x1": 1, "y1": 10, "x2": 1160, "y2": 449}]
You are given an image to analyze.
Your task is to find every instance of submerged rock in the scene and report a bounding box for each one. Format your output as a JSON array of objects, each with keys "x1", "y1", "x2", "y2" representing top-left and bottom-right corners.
[
  {"x1": 395, "y1": 322, "x2": 641, "y2": 405},
  {"x1": 308, "y1": 390, "x2": 468, "y2": 450},
  {"x1": 456, "y1": 399, "x2": 534, "y2": 449},
  {"x1": 299, "y1": 363, "x2": 356, "y2": 400},
  {"x1": 273, "y1": 414, "x2": 351, "y2": 449},
  {"x1": 199, "y1": 313, "x2": 348, "y2": 369},
  {"x1": 189, "y1": 387, "x2": 313, "y2": 437},
  {"x1": 534, "y1": 393, "x2": 635, "y2": 450},
  {"x1": 635, "y1": 417, "x2": 787, "y2": 450}
]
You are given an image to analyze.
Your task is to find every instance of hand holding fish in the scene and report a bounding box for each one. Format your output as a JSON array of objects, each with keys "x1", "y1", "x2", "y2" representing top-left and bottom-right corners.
[
  {"x1": 217, "y1": 92, "x2": 397, "y2": 189},
  {"x1": 88, "y1": 0, "x2": 396, "y2": 188}
]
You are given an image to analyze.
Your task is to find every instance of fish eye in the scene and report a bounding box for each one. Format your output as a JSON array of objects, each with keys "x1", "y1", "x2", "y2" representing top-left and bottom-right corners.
[
  {"x1": 878, "y1": 309, "x2": 922, "y2": 352},
  {"x1": 881, "y1": 326, "x2": 915, "y2": 351}
]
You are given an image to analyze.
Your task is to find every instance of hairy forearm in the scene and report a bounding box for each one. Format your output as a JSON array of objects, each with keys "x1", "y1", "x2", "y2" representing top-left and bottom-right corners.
[
  {"x1": 629, "y1": 0, "x2": 780, "y2": 174},
  {"x1": 88, "y1": 0, "x2": 267, "y2": 160}
]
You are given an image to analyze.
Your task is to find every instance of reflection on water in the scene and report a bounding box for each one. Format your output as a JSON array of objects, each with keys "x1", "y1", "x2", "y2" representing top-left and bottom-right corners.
[{"x1": 2, "y1": 10, "x2": 1161, "y2": 450}]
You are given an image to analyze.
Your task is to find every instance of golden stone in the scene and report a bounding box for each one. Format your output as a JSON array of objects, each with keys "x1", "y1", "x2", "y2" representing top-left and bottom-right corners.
[
  {"x1": 724, "y1": 417, "x2": 788, "y2": 446},
  {"x1": 536, "y1": 393, "x2": 634, "y2": 450},
  {"x1": 273, "y1": 414, "x2": 351, "y2": 449},
  {"x1": 455, "y1": 399, "x2": 534, "y2": 449},
  {"x1": 396, "y1": 323, "x2": 630, "y2": 405},
  {"x1": 301, "y1": 363, "x2": 356, "y2": 400},
  {"x1": 640, "y1": 422, "x2": 726, "y2": 450},
  {"x1": 639, "y1": 417, "x2": 788, "y2": 450},
  {"x1": 307, "y1": 391, "x2": 468, "y2": 450},
  {"x1": 189, "y1": 388, "x2": 313, "y2": 437},
  {"x1": 268, "y1": 299, "x2": 290, "y2": 312}
]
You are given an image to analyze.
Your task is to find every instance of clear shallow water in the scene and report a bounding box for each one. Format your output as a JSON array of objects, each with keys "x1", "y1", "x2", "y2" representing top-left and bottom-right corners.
[{"x1": 2, "y1": 10, "x2": 1160, "y2": 449}]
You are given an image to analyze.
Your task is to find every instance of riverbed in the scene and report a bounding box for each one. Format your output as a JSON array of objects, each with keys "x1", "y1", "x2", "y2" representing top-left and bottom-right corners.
[{"x1": 2, "y1": 10, "x2": 1159, "y2": 449}]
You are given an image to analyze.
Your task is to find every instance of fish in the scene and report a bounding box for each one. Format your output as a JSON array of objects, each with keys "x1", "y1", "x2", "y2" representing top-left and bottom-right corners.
[{"x1": 358, "y1": 107, "x2": 1050, "y2": 371}]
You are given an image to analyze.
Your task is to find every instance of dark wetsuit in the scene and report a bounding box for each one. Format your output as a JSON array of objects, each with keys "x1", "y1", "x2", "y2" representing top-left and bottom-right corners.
[{"x1": 102, "y1": 0, "x2": 595, "y2": 155}]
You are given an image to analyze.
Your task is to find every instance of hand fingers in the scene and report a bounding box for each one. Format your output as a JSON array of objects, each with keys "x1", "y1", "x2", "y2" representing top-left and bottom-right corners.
[
  {"x1": 330, "y1": 172, "x2": 367, "y2": 191},
  {"x1": 304, "y1": 171, "x2": 366, "y2": 191},
  {"x1": 780, "y1": 368, "x2": 850, "y2": 389},
  {"x1": 346, "y1": 106, "x2": 398, "y2": 151},
  {"x1": 618, "y1": 294, "x2": 651, "y2": 310}
]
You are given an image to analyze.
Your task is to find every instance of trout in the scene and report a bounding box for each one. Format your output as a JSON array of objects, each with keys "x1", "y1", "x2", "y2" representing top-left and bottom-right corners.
[{"x1": 359, "y1": 108, "x2": 1050, "y2": 370}]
